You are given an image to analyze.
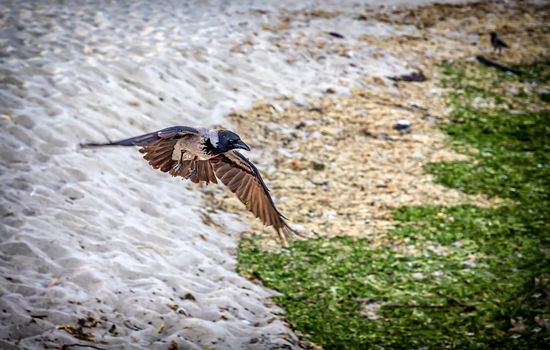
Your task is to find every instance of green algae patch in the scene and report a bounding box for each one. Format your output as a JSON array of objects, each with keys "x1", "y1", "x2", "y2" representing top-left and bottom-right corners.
[
  {"x1": 237, "y1": 60, "x2": 549, "y2": 349},
  {"x1": 239, "y1": 205, "x2": 547, "y2": 349}
]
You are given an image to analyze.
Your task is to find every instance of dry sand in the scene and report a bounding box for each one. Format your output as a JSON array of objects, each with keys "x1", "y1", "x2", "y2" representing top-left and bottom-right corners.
[{"x1": 1, "y1": 0, "x2": 548, "y2": 349}]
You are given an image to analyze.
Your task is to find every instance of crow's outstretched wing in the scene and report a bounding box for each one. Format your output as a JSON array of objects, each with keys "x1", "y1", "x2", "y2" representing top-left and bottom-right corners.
[
  {"x1": 82, "y1": 126, "x2": 217, "y2": 184},
  {"x1": 212, "y1": 150, "x2": 296, "y2": 246},
  {"x1": 80, "y1": 126, "x2": 200, "y2": 147}
]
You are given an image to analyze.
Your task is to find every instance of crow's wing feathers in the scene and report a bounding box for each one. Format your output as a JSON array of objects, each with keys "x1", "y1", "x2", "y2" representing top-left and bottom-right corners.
[
  {"x1": 140, "y1": 139, "x2": 179, "y2": 173},
  {"x1": 81, "y1": 125, "x2": 199, "y2": 147},
  {"x1": 139, "y1": 138, "x2": 217, "y2": 184},
  {"x1": 212, "y1": 150, "x2": 295, "y2": 246}
]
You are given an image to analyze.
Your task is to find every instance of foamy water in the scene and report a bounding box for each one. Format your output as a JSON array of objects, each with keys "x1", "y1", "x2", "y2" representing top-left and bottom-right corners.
[{"x1": 1, "y1": 0, "x2": 460, "y2": 348}]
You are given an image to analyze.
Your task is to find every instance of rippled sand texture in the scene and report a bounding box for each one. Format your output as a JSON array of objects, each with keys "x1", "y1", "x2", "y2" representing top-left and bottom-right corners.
[{"x1": 1, "y1": 0, "x2": 469, "y2": 348}]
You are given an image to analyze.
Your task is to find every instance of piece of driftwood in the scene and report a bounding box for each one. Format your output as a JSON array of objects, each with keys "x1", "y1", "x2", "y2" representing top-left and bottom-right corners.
[
  {"x1": 476, "y1": 55, "x2": 521, "y2": 75},
  {"x1": 387, "y1": 70, "x2": 427, "y2": 82},
  {"x1": 327, "y1": 31, "x2": 345, "y2": 39}
]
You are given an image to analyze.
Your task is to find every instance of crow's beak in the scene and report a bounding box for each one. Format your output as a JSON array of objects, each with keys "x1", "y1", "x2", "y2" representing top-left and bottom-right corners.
[{"x1": 234, "y1": 140, "x2": 251, "y2": 151}]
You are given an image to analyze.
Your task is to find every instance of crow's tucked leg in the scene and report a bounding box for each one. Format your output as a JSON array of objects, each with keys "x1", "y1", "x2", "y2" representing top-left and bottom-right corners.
[
  {"x1": 173, "y1": 151, "x2": 186, "y2": 174},
  {"x1": 184, "y1": 156, "x2": 198, "y2": 179}
]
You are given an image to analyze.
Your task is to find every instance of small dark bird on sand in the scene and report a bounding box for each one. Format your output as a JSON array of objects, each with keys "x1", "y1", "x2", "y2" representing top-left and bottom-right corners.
[
  {"x1": 490, "y1": 32, "x2": 509, "y2": 54},
  {"x1": 82, "y1": 126, "x2": 297, "y2": 246}
]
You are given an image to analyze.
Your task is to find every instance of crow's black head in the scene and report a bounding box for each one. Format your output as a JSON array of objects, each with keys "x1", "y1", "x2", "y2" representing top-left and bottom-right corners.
[
  {"x1": 490, "y1": 32, "x2": 497, "y2": 39},
  {"x1": 212, "y1": 130, "x2": 250, "y2": 153}
]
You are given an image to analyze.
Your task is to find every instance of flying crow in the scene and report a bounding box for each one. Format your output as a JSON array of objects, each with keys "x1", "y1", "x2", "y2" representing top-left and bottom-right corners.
[
  {"x1": 490, "y1": 32, "x2": 509, "y2": 54},
  {"x1": 82, "y1": 126, "x2": 297, "y2": 246}
]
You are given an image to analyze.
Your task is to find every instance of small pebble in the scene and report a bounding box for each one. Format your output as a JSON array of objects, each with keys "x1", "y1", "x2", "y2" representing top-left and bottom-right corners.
[{"x1": 393, "y1": 119, "x2": 412, "y2": 133}]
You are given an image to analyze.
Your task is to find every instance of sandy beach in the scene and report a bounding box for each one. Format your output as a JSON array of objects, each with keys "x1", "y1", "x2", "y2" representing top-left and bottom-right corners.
[{"x1": 1, "y1": 0, "x2": 548, "y2": 349}]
